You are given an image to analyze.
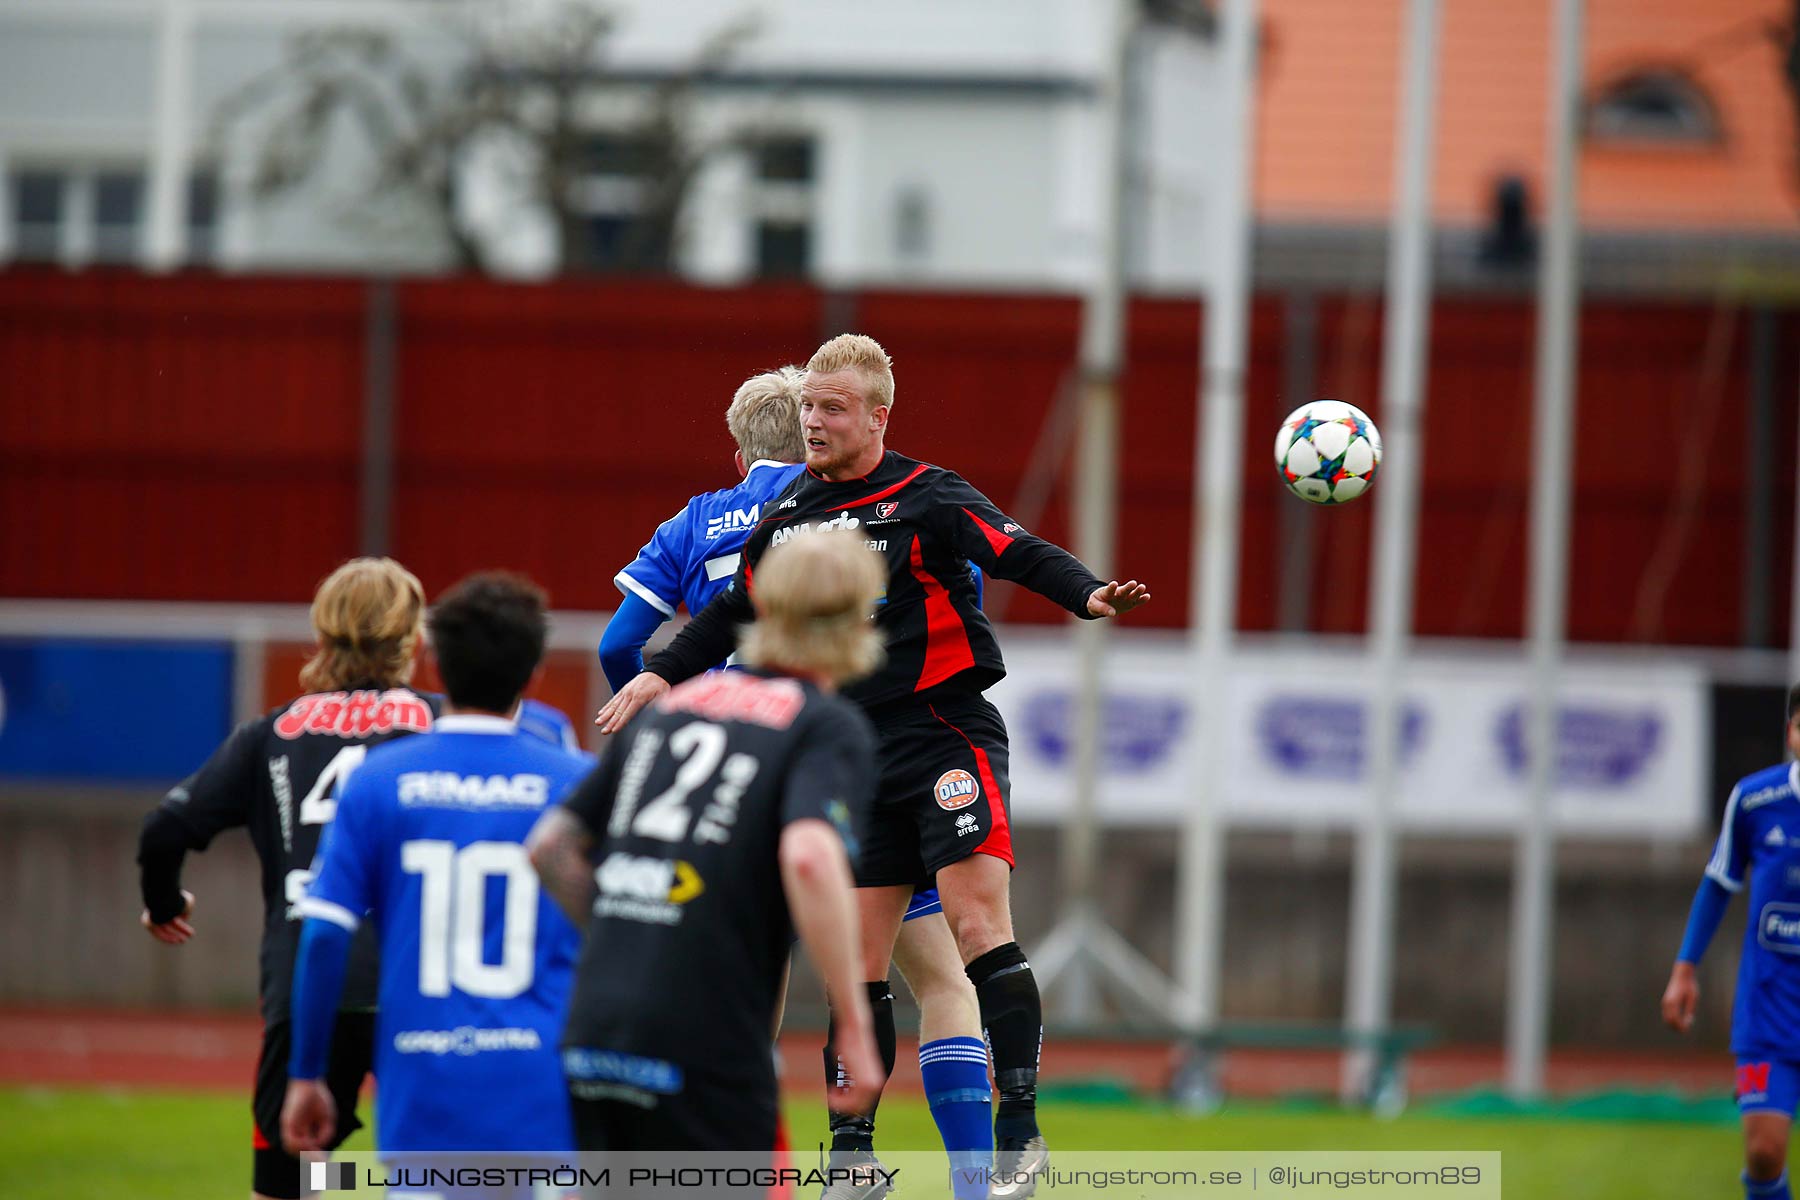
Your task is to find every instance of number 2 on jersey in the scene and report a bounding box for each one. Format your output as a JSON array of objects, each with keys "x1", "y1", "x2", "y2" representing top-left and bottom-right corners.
[{"x1": 629, "y1": 722, "x2": 728, "y2": 842}]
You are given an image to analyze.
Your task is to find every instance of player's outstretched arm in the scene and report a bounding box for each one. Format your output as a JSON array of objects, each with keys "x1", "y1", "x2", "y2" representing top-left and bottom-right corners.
[
  {"x1": 1086, "y1": 579, "x2": 1152, "y2": 618},
  {"x1": 599, "y1": 592, "x2": 671, "y2": 694},
  {"x1": 527, "y1": 809, "x2": 598, "y2": 925},
  {"x1": 594, "y1": 671, "x2": 671, "y2": 734},
  {"x1": 781, "y1": 819, "x2": 885, "y2": 1116},
  {"x1": 932, "y1": 473, "x2": 1148, "y2": 619}
]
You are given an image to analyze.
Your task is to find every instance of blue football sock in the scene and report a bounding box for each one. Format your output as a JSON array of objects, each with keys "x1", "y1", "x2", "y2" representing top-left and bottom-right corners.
[
  {"x1": 1745, "y1": 1168, "x2": 1791, "y2": 1198},
  {"x1": 921, "y1": 1036, "x2": 994, "y2": 1200}
]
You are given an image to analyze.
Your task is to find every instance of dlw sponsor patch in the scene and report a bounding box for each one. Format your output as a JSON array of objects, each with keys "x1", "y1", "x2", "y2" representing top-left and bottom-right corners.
[{"x1": 934, "y1": 768, "x2": 979, "y2": 811}]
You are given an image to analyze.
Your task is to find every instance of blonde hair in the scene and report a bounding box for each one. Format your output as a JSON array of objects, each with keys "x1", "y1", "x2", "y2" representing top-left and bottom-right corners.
[
  {"x1": 739, "y1": 528, "x2": 886, "y2": 685},
  {"x1": 725, "y1": 365, "x2": 806, "y2": 464},
  {"x1": 806, "y1": 333, "x2": 895, "y2": 412},
  {"x1": 299, "y1": 557, "x2": 426, "y2": 692}
]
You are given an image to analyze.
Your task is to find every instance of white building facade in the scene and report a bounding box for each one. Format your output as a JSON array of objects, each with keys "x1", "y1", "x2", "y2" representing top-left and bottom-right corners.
[{"x1": 0, "y1": 0, "x2": 1225, "y2": 290}]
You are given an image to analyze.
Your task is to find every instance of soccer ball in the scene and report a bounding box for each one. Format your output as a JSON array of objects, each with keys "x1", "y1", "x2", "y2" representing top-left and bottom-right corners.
[{"x1": 1274, "y1": 400, "x2": 1383, "y2": 505}]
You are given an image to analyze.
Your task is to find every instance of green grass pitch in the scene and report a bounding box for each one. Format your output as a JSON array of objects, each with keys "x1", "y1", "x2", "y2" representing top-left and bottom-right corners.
[{"x1": 0, "y1": 1085, "x2": 1739, "y2": 1199}]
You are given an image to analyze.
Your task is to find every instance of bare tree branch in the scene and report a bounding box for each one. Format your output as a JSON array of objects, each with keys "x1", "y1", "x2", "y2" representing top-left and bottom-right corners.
[{"x1": 210, "y1": 1, "x2": 750, "y2": 275}]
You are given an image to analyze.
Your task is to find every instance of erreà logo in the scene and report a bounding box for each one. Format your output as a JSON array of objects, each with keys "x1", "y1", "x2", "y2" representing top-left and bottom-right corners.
[{"x1": 934, "y1": 769, "x2": 979, "y2": 811}]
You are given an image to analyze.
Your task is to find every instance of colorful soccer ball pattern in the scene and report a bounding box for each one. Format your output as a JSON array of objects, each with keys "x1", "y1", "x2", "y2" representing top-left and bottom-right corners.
[{"x1": 1274, "y1": 400, "x2": 1383, "y2": 505}]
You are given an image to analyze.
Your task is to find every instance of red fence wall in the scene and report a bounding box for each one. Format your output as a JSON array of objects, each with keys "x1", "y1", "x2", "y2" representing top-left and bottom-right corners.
[{"x1": 2, "y1": 269, "x2": 1793, "y2": 647}]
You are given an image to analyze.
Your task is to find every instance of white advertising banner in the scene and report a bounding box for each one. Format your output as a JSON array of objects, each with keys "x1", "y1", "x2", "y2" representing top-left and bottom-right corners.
[{"x1": 986, "y1": 633, "x2": 1709, "y2": 837}]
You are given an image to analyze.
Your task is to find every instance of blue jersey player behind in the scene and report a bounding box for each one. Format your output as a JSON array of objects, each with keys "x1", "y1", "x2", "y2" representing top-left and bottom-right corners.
[
  {"x1": 282, "y1": 572, "x2": 593, "y2": 1190},
  {"x1": 595, "y1": 365, "x2": 992, "y2": 1197},
  {"x1": 598, "y1": 367, "x2": 806, "y2": 691},
  {"x1": 1665, "y1": 684, "x2": 1800, "y2": 1200},
  {"x1": 517, "y1": 696, "x2": 586, "y2": 756}
]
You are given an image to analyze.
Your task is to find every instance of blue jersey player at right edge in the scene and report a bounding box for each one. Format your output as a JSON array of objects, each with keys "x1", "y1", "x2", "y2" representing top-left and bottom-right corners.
[{"x1": 1664, "y1": 684, "x2": 1800, "y2": 1200}]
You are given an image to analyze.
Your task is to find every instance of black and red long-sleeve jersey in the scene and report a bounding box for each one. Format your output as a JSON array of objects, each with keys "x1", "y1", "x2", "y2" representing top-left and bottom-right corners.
[{"x1": 644, "y1": 450, "x2": 1104, "y2": 708}]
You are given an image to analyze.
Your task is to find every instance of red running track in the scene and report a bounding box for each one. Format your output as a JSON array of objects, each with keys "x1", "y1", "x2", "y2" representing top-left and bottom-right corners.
[{"x1": 0, "y1": 1008, "x2": 1727, "y2": 1100}]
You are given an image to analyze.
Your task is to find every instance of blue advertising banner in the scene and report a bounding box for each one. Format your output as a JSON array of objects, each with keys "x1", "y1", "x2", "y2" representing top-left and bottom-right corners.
[
  {"x1": 987, "y1": 633, "x2": 1708, "y2": 836},
  {"x1": 0, "y1": 639, "x2": 235, "y2": 782}
]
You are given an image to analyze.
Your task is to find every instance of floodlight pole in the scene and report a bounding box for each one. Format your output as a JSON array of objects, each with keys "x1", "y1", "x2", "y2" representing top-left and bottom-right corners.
[
  {"x1": 1172, "y1": 0, "x2": 1260, "y2": 1039},
  {"x1": 1507, "y1": 0, "x2": 1586, "y2": 1099},
  {"x1": 145, "y1": 0, "x2": 195, "y2": 271},
  {"x1": 1342, "y1": 0, "x2": 1441, "y2": 1105},
  {"x1": 1035, "y1": 0, "x2": 1176, "y2": 1025}
]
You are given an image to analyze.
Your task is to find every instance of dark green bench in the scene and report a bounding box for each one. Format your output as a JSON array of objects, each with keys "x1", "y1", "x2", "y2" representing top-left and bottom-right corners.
[{"x1": 1167, "y1": 1021, "x2": 1438, "y2": 1114}]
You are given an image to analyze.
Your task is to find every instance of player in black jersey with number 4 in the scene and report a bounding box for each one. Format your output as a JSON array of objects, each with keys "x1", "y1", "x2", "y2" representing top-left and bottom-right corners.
[
  {"x1": 534, "y1": 528, "x2": 887, "y2": 1163},
  {"x1": 137, "y1": 558, "x2": 441, "y2": 1200},
  {"x1": 598, "y1": 334, "x2": 1151, "y2": 1199}
]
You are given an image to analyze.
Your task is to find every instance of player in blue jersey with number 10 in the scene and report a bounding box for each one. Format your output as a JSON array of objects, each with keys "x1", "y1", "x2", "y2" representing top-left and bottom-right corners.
[
  {"x1": 282, "y1": 572, "x2": 593, "y2": 1193},
  {"x1": 598, "y1": 365, "x2": 992, "y2": 1196},
  {"x1": 1665, "y1": 685, "x2": 1800, "y2": 1200}
]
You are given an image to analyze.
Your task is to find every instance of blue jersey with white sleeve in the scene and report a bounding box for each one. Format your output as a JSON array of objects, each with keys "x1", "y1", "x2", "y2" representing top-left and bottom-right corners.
[
  {"x1": 615, "y1": 460, "x2": 804, "y2": 619},
  {"x1": 1706, "y1": 761, "x2": 1800, "y2": 1058},
  {"x1": 296, "y1": 715, "x2": 592, "y2": 1153}
]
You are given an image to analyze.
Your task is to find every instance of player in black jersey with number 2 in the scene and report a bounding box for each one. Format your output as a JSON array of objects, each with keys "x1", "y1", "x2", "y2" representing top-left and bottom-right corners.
[
  {"x1": 533, "y1": 528, "x2": 887, "y2": 1166},
  {"x1": 598, "y1": 334, "x2": 1151, "y2": 1199},
  {"x1": 137, "y1": 558, "x2": 441, "y2": 1200}
]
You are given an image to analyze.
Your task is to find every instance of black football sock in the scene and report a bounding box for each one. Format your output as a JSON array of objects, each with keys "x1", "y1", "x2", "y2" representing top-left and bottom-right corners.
[
  {"x1": 966, "y1": 942, "x2": 1042, "y2": 1144},
  {"x1": 826, "y1": 981, "x2": 897, "y2": 1156}
]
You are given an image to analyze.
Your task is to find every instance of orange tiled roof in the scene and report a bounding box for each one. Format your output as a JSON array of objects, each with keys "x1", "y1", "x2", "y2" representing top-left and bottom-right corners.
[{"x1": 1254, "y1": 0, "x2": 1800, "y2": 230}]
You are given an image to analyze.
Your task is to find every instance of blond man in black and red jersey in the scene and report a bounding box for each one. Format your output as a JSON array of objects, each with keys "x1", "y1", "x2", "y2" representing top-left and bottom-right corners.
[{"x1": 598, "y1": 333, "x2": 1150, "y2": 1199}]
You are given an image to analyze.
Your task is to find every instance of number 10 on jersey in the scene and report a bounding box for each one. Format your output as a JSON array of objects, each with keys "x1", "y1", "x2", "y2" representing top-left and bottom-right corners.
[{"x1": 401, "y1": 840, "x2": 539, "y2": 999}]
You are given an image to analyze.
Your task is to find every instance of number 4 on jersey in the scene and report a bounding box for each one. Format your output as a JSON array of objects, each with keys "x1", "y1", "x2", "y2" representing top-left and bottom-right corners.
[
  {"x1": 283, "y1": 745, "x2": 368, "y2": 913},
  {"x1": 300, "y1": 745, "x2": 368, "y2": 826}
]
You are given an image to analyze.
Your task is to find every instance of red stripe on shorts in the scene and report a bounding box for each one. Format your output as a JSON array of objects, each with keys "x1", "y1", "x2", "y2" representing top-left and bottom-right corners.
[{"x1": 929, "y1": 704, "x2": 1014, "y2": 867}]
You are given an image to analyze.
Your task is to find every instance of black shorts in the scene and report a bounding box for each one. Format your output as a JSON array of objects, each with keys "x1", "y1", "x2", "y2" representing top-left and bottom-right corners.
[
  {"x1": 858, "y1": 690, "x2": 1014, "y2": 887},
  {"x1": 251, "y1": 1012, "x2": 375, "y2": 1199},
  {"x1": 568, "y1": 1075, "x2": 777, "y2": 1154}
]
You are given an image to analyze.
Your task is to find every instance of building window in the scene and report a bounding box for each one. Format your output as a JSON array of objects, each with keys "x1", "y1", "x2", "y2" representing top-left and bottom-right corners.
[
  {"x1": 93, "y1": 171, "x2": 144, "y2": 263},
  {"x1": 894, "y1": 185, "x2": 931, "y2": 264},
  {"x1": 187, "y1": 170, "x2": 219, "y2": 264},
  {"x1": 7, "y1": 164, "x2": 219, "y2": 266},
  {"x1": 566, "y1": 132, "x2": 658, "y2": 272},
  {"x1": 1587, "y1": 69, "x2": 1721, "y2": 145},
  {"x1": 12, "y1": 169, "x2": 65, "y2": 261},
  {"x1": 751, "y1": 135, "x2": 813, "y2": 278}
]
